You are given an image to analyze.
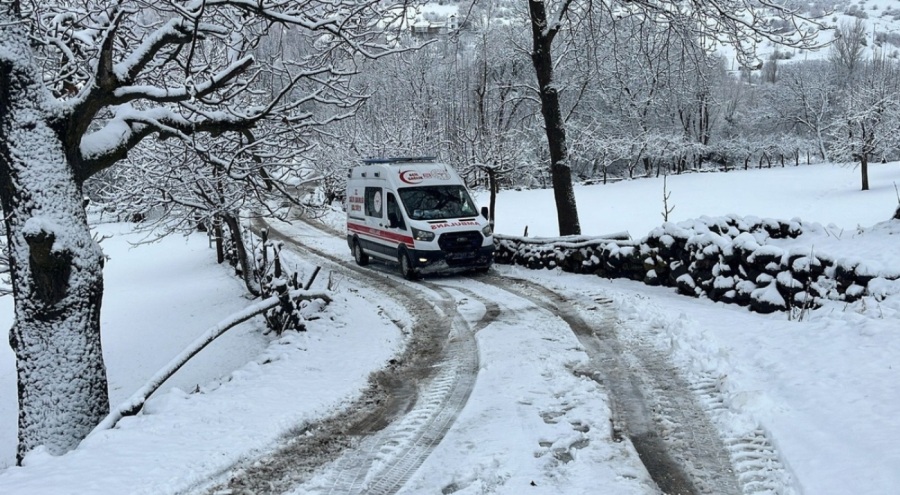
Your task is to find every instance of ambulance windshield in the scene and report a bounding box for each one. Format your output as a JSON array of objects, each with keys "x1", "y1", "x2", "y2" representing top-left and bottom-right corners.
[{"x1": 398, "y1": 186, "x2": 479, "y2": 221}]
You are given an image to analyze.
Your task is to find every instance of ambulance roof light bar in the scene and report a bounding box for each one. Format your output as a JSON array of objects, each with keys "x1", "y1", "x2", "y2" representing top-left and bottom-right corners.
[{"x1": 362, "y1": 156, "x2": 438, "y2": 164}]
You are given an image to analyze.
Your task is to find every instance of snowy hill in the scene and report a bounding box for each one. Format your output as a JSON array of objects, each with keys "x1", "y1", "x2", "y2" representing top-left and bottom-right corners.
[{"x1": 726, "y1": 0, "x2": 900, "y2": 68}]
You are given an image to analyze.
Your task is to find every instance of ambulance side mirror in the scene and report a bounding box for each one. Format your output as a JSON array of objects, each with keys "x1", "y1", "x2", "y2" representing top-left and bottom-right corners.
[{"x1": 480, "y1": 206, "x2": 490, "y2": 219}]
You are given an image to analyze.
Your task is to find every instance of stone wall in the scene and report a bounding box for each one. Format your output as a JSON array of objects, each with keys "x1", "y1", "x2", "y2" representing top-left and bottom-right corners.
[{"x1": 494, "y1": 215, "x2": 897, "y2": 314}]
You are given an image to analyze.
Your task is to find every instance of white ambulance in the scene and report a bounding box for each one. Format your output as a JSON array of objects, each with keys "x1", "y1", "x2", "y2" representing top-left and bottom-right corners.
[{"x1": 345, "y1": 157, "x2": 493, "y2": 279}]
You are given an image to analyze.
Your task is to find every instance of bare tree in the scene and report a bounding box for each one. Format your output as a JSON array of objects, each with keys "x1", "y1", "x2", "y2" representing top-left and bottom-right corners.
[
  {"x1": 457, "y1": 19, "x2": 538, "y2": 195},
  {"x1": 324, "y1": 10, "x2": 543, "y2": 196},
  {"x1": 830, "y1": 18, "x2": 867, "y2": 82},
  {"x1": 0, "y1": 0, "x2": 404, "y2": 463},
  {"x1": 525, "y1": 0, "x2": 826, "y2": 235},
  {"x1": 829, "y1": 56, "x2": 900, "y2": 191},
  {"x1": 527, "y1": 0, "x2": 582, "y2": 235},
  {"x1": 778, "y1": 61, "x2": 837, "y2": 161}
]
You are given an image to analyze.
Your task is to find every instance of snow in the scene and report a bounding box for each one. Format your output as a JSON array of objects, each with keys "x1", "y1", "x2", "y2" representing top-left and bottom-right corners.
[
  {"x1": 0, "y1": 224, "x2": 407, "y2": 492},
  {"x1": 491, "y1": 162, "x2": 900, "y2": 239},
  {"x1": 397, "y1": 284, "x2": 651, "y2": 494},
  {"x1": 2, "y1": 161, "x2": 900, "y2": 493},
  {"x1": 715, "y1": 0, "x2": 900, "y2": 73}
]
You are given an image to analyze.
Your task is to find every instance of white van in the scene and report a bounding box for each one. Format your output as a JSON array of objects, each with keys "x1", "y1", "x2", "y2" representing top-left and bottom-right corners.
[{"x1": 345, "y1": 157, "x2": 493, "y2": 279}]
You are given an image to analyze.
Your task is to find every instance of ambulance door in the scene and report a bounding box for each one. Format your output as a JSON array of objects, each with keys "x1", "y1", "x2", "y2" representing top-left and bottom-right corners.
[
  {"x1": 385, "y1": 191, "x2": 413, "y2": 256},
  {"x1": 363, "y1": 186, "x2": 388, "y2": 256},
  {"x1": 386, "y1": 192, "x2": 408, "y2": 232},
  {"x1": 386, "y1": 191, "x2": 416, "y2": 275}
]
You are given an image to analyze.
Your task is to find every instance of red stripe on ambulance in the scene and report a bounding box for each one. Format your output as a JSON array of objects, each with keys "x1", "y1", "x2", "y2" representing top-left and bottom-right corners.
[{"x1": 348, "y1": 222, "x2": 415, "y2": 247}]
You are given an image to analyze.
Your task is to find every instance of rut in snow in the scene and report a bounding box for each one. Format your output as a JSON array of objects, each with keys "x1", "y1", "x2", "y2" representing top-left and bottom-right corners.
[
  {"x1": 311, "y1": 283, "x2": 484, "y2": 495},
  {"x1": 194, "y1": 219, "x2": 493, "y2": 495},
  {"x1": 478, "y1": 275, "x2": 746, "y2": 495}
]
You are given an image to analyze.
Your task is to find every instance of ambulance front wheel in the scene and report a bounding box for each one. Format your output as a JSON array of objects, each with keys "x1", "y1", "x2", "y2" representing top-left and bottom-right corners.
[
  {"x1": 352, "y1": 238, "x2": 369, "y2": 266},
  {"x1": 398, "y1": 249, "x2": 418, "y2": 281}
]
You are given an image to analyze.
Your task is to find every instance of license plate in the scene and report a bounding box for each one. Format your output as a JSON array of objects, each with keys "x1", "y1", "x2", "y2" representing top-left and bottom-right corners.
[{"x1": 447, "y1": 252, "x2": 475, "y2": 261}]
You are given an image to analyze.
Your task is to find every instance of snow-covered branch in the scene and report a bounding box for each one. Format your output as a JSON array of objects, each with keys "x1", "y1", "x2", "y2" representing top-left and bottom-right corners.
[
  {"x1": 7, "y1": 0, "x2": 412, "y2": 187},
  {"x1": 616, "y1": 0, "x2": 829, "y2": 67},
  {"x1": 89, "y1": 289, "x2": 332, "y2": 434}
]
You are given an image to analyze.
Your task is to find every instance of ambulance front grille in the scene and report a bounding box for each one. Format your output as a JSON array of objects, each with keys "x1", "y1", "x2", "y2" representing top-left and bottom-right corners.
[{"x1": 438, "y1": 231, "x2": 483, "y2": 253}]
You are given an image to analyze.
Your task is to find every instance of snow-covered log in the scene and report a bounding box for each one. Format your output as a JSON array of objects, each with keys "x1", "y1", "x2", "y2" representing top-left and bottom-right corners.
[{"x1": 90, "y1": 289, "x2": 331, "y2": 435}]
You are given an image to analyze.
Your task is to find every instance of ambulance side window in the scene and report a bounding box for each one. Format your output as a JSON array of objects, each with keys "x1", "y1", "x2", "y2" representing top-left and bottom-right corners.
[
  {"x1": 365, "y1": 187, "x2": 382, "y2": 218},
  {"x1": 386, "y1": 193, "x2": 406, "y2": 231}
]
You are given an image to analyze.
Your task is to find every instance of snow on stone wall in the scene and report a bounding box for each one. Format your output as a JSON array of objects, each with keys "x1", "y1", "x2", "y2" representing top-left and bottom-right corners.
[{"x1": 494, "y1": 215, "x2": 898, "y2": 314}]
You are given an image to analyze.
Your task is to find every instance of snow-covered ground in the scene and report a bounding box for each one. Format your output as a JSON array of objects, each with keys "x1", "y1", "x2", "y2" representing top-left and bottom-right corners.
[
  {"x1": 490, "y1": 162, "x2": 900, "y2": 239},
  {"x1": 1, "y1": 161, "x2": 899, "y2": 494},
  {"x1": 715, "y1": 0, "x2": 900, "y2": 73}
]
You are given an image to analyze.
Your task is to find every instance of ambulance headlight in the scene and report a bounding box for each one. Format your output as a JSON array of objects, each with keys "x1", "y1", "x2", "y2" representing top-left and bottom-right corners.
[
  {"x1": 412, "y1": 227, "x2": 435, "y2": 242},
  {"x1": 481, "y1": 224, "x2": 493, "y2": 237}
]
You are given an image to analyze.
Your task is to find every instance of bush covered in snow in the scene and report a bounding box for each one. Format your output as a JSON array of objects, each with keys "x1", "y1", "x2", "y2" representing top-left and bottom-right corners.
[{"x1": 494, "y1": 215, "x2": 900, "y2": 314}]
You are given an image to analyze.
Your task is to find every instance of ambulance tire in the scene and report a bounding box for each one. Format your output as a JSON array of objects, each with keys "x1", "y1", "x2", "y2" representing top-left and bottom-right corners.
[
  {"x1": 352, "y1": 238, "x2": 369, "y2": 266},
  {"x1": 398, "y1": 249, "x2": 418, "y2": 281}
]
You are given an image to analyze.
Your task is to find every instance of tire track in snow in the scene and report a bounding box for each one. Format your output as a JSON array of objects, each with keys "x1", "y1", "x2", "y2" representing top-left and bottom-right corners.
[
  {"x1": 595, "y1": 294, "x2": 799, "y2": 495},
  {"x1": 434, "y1": 282, "x2": 502, "y2": 334},
  {"x1": 312, "y1": 282, "x2": 484, "y2": 495},
  {"x1": 475, "y1": 275, "x2": 744, "y2": 495},
  {"x1": 196, "y1": 218, "x2": 492, "y2": 495},
  {"x1": 189, "y1": 220, "x2": 439, "y2": 494},
  {"x1": 689, "y1": 377, "x2": 798, "y2": 495}
]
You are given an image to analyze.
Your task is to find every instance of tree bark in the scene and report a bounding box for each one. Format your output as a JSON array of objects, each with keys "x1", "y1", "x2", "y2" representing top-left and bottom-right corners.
[
  {"x1": 860, "y1": 154, "x2": 869, "y2": 191},
  {"x1": 817, "y1": 129, "x2": 829, "y2": 162},
  {"x1": 528, "y1": 0, "x2": 581, "y2": 236},
  {"x1": 1, "y1": 34, "x2": 109, "y2": 463},
  {"x1": 221, "y1": 212, "x2": 261, "y2": 297},
  {"x1": 214, "y1": 217, "x2": 225, "y2": 264},
  {"x1": 486, "y1": 167, "x2": 498, "y2": 226}
]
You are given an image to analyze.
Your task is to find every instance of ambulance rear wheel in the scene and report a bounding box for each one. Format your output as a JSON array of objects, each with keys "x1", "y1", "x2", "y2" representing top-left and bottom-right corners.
[
  {"x1": 399, "y1": 250, "x2": 418, "y2": 280},
  {"x1": 352, "y1": 238, "x2": 369, "y2": 266}
]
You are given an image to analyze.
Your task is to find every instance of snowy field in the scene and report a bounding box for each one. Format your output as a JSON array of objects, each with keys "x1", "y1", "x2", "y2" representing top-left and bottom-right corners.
[
  {"x1": 1, "y1": 161, "x2": 899, "y2": 494},
  {"x1": 487, "y1": 162, "x2": 900, "y2": 239}
]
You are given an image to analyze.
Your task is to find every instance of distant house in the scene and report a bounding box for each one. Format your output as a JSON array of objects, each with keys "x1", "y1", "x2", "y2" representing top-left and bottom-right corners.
[
  {"x1": 383, "y1": 3, "x2": 461, "y2": 38},
  {"x1": 410, "y1": 7, "x2": 459, "y2": 37},
  {"x1": 412, "y1": 15, "x2": 457, "y2": 35}
]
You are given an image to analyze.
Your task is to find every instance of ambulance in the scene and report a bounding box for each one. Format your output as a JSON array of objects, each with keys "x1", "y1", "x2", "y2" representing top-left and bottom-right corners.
[{"x1": 345, "y1": 157, "x2": 493, "y2": 279}]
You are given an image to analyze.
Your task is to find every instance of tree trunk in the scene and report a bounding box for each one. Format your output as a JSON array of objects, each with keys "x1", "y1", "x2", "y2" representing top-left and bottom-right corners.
[
  {"x1": 214, "y1": 217, "x2": 225, "y2": 264},
  {"x1": 860, "y1": 154, "x2": 870, "y2": 191},
  {"x1": 221, "y1": 213, "x2": 261, "y2": 296},
  {"x1": 1, "y1": 43, "x2": 109, "y2": 463},
  {"x1": 486, "y1": 168, "x2": 498, "y2": 226},
  {"x1": 816, "y1": 129, "x2": 829, "y2": 162},
  {"x1": 528, "y1": 0, "x2": 581, "y2": 236}
]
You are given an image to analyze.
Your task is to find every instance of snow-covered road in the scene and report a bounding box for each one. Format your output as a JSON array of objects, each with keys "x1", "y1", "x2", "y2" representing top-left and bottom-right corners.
[{"x1": 211, "y1": 217, "x2": 795, "y2": 495}]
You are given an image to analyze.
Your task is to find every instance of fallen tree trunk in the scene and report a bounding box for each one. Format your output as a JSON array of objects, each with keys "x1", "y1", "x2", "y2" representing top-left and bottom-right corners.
[{"x1": 88, "y1": 289, "x2": 331, "y2": 436}]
